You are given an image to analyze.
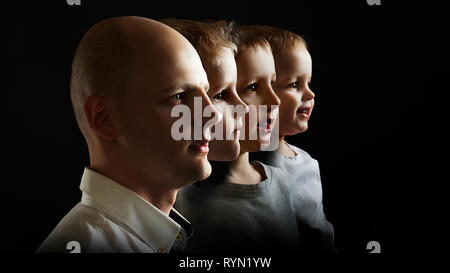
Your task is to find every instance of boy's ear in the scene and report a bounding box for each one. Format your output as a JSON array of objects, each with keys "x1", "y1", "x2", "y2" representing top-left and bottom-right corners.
[{"x1": 83, "y1": 95, "x2": 119, "y2": 140}]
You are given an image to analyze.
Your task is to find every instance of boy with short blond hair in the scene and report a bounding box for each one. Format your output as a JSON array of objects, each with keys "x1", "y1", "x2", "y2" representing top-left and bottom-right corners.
[{"x1": 250, "y1": 25, "x2": 337, "y2": 252}]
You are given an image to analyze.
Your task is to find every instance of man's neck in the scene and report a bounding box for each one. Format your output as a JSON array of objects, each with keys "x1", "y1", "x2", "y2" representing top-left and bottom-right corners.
[
  {"x1": 130, "y1": 181, "x2": 178, "y2": 215},
  {"x1": 89, "y1": 156, "x2": 178, "y2": 215}
]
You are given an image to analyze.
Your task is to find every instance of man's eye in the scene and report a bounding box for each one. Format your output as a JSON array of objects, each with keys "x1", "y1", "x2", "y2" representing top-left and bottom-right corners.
[
  {"x1": 171, "y1": 92, "x2": 185, "y2": 101},
  {"x1": 246, "y1": 83, "x2": 257, "y2": 91},
  {"x1": 288, "y1": 82, "x2": 298, "y2": 89}
]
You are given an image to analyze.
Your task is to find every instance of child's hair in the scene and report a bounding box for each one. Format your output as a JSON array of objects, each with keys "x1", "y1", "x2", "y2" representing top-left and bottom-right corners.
[
  {"x1": 234, "y1": 25, "x2": 272, "y2": 56},
  {"x1": 161, "y1": 18, "x2": 237, "y2": 67},
  {"x1": 237, "y1": 25, "x2": 307, "y2": 55}
]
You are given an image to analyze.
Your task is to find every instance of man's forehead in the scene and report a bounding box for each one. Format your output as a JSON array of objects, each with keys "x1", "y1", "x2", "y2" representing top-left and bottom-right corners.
[
  {"x1": 119, "y1": 22, "x2": 210, "y2": 96},
  {"x1": 130, "y1": 47, "x2": 206, "y2": 85},
  {"x1": 156, "y1": 62, "x2": 209, "y2": 93}
]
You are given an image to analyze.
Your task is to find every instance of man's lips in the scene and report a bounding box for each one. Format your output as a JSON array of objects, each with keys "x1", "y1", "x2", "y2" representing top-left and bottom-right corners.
[
  {"x1": 297, "y1": 106, "x2": 312, "y2": 119},
  {"x1": 189, "y1": 139, "x2": 209, "y2": 153}
]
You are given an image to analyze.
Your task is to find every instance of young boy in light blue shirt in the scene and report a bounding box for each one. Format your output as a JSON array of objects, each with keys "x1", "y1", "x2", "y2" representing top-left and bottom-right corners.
[{"x1": 251, "y1": 26, "x2": 337, "y2": 252}]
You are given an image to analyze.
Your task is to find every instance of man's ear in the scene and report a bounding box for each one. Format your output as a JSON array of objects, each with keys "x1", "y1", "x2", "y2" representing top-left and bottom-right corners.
[{"x1": 83, "y1": 95, "x2": 119, "y2": 140}]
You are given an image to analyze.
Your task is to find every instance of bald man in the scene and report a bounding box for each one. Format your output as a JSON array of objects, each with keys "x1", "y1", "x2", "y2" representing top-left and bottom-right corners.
[{"x1": 37, "y1": 16, "x2": 220, "y2": 253}]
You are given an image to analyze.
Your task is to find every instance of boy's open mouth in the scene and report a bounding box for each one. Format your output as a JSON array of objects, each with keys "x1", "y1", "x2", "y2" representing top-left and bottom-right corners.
[
  {"x1": 297, "y1": 106, "x2": 311, "y2": 119},
  {"x1": 257, "y1": 118, "x2": 273, "y2": 134}
]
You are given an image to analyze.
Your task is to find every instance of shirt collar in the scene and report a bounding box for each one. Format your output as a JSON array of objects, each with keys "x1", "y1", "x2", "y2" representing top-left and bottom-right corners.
[{"x1": 79, "y1": 167, "x2": 190, "y2": 252}]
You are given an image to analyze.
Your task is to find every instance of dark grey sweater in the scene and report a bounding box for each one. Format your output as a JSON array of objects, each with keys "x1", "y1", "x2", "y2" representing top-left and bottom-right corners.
[{"x1": 174, "y1": 161, "x2": 301, "y2": 254}]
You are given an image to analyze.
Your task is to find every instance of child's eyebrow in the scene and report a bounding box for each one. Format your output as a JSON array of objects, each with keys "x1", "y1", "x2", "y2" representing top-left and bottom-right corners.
[
  {"x1": 207, "y1": 85, "x2": 222, "y2": 94},
  {"x1": 251, "y1": 73, "x2": 275, "y2": 82},
  {"x1": 279, "y1": 73, "x2": 309, "y2": 81},
  {"x1": 208, "y1": 78, "x2": 234, "y2": 93},
  {"x1": 274, "y1": 74, "x2": 297, "y2": 82}
]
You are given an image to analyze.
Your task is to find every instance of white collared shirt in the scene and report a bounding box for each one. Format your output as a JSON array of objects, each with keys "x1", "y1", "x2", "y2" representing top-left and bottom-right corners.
[{"x1": 37, "y1": 168, "x2": 191, "y2": 253}]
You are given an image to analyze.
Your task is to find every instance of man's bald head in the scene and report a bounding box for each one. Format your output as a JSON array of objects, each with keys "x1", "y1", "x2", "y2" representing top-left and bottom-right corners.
[
  {"x1": 70, "y1": 16, "x2": 193, "y2": 138},
  {"x1": 69, "y1": 16, "x2": 218, "y2": 190}
]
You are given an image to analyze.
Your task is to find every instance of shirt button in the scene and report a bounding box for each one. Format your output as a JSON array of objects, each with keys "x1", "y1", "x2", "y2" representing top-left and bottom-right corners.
[
  {"x1": 158, "y1": 248, "x2": 167, "y2": 253},
  {"x1": 176, "y1": 234, "x2": 183, "y2": 241}
]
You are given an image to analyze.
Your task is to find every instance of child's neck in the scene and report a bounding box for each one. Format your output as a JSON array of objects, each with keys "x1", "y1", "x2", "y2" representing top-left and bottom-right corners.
[
  {"x1": 226, "y1": 152, "x2": 266, "y2": 185},
  {"x1": 277, "y1": 136, "x2": 297, "y2": 157}
]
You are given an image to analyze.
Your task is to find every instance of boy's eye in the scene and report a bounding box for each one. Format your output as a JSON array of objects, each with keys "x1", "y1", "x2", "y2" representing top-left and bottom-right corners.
[
  {"x1": 245, "y1": 83, "x2": 257, "y2": 91},
  {"x1": 213, "y1": 91, "x2": 224, "y2": 100},
  {"x1": 288, "y1": 82, "x2": 298, "y2": 89}
]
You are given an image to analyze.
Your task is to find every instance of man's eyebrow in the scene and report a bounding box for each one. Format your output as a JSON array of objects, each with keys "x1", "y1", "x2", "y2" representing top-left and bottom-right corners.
[
  {"x1": 159, "y1": 84, "x2": 187, "y2": 94},
  {"x1": 160, "y1": 83, "x2": 210, "y2": 94}
]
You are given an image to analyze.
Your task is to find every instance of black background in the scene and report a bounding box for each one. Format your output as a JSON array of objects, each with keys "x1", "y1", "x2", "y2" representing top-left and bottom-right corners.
[{"x1": 7, "y1": 0, "x2": 445, "y2": 255}]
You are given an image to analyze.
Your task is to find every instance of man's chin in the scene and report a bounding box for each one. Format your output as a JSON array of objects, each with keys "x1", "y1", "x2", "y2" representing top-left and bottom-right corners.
[{"x1": 191, "y1": 158, "x2": 212, "y2": 182}]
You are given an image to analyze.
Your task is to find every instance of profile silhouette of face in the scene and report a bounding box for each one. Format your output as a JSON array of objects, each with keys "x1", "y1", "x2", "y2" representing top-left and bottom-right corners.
[
  {"x1": 113, "y1": 22, "x2": 220, "y2": 186},
  {"x1": 273, "y1": 44, "x2": 315, "y2": 136},
  {"x1": 236, "y1": 45, "x2": 280, "y2": 153},
  {"x1": 205, "y1": 48, "x2": 248, "y2": 161}
]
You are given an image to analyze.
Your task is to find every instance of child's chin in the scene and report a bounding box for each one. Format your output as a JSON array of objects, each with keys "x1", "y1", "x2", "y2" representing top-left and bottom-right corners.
[
  {"x1": 208, "y1": 143, "x2": 240, "y2": 162},
  {"x1": 243, "y1": 140, "x2": 263, "y2": 153},
  {"x1": 296, "y1": 121, "x2": 309, "y2": 133},
  {"x1": 195, "y1": 160, "x2": 212, "y2": 181},
  {"x1": 256, "y1": 138, "x2": 272, "y2": 151}
]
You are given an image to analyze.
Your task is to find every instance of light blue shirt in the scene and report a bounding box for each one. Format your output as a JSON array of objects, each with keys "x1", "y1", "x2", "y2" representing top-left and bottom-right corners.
[{"x1": 256, "y1": 143, "x2": 337, "y2": 252}]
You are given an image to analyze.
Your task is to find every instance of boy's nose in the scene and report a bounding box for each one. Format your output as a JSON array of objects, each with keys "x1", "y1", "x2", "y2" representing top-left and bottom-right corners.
[
  {"x1": 200, "y1": 91, "x2": 223, "y2": 140},
  {"x1": 231, "y1": 89, "x2": 249, "y2": 117},
  {"x1": 303, "y1": 86, "x2": 315, "y2": 101},
  {"x1": 264, "y1": 84, "x2": 281, "y2": 106}
]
